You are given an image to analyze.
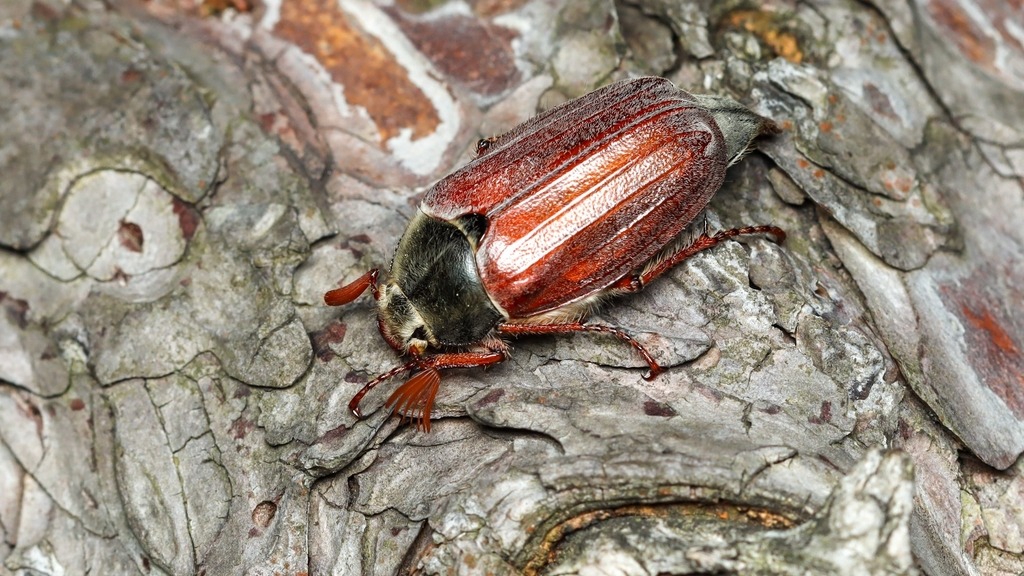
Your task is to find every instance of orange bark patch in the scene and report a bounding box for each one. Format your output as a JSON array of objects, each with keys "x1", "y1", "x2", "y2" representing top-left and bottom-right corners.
[
  {"x1": 201, "y1": 0, "x2": 253, "y2": 16},
  {"x1": 956, "y1": 300, "x2": 1024, "y2": 418},
  {"x1": 926, "y1": 0, "x2": 994, "y2": 65},
  {"x1": 982, "y1": 0, "x2": 1024, "y2": 54},
  {"x1": 384, "y1": 6, "x2": 520, "y2": 95},
  {"x1": 275, "y1": 0, "x2": 440, "y2": 143},
  {"x1": 721, "y1": 9, "x2": 804, "y2": 63},
  {"x1": 963, "y1": 305, "x2": 1020, "y2": 356}
]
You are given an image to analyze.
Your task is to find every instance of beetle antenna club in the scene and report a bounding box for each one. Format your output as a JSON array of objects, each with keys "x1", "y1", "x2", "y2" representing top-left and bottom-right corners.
[
  {"x1": 325, "y1": 269, "x2": 380, "y2": 305},
  {"x1": 325, "y1": 76, "x2": 786, "y2": 432}
]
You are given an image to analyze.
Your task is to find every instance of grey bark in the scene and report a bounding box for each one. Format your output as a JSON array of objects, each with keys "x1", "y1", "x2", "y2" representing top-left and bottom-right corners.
[{"x1": 1, "y1": 0, "x2": 1022, "y2": 575}]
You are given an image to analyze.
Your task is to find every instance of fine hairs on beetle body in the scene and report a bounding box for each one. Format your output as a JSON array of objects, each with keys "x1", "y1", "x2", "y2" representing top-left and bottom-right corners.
[{"x1": 325, "y1": 76, "x2": 785, "y2": 432}]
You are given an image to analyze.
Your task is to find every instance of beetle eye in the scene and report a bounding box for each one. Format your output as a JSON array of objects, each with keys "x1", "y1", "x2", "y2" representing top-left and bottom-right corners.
[
  {"x1": 411, "y1": 326, "x2": 428, "y2": 341},
  {"x1": 475, "y1": 137, "x2": 497, "y2": 156}
]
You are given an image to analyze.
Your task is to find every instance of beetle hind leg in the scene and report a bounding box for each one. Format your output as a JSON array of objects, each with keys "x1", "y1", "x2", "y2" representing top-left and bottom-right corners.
[
  {"x1": 498, "y1": 322, "x2": 664, "y2": 380},
  {"x1": 612, "y1": 225, "x2": 786, "y2": 293}
]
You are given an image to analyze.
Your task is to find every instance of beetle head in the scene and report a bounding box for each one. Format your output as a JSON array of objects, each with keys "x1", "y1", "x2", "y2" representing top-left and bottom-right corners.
[
  {"x1": 324, "y1": 210, "x2": 504, "y2": 356},
  {"x1": 381, "y1": 210, "x2": 506, "y2": 350},
  {"x1": 376, "y1": 278, "x2": 434, "y2": 356},
  {"x1": 323, "y1": 267, "x2": 431, "y2": 354},
  {"x1": 692, "y1": 94, "x2": 779, "y2": 166}
]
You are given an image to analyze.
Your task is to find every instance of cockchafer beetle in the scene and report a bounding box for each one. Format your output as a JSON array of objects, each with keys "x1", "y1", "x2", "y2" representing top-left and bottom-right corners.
[{"x1": 326, "y1": 76, "x2": 785, "y2": 432}]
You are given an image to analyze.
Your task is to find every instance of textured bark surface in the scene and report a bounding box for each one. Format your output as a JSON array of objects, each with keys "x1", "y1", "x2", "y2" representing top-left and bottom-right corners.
[{"x1": 1, "y1": 0, "x2": 1022, "y2": 574}]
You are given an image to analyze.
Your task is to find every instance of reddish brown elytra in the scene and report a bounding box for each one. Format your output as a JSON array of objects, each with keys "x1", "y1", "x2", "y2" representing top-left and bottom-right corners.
[{"x1": 325, "y1": 76, "x2": 785, "y2": 432}]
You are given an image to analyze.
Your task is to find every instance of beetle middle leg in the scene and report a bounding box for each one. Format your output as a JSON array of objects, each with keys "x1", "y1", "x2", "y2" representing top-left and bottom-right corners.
[
  {"x1": 611, "y1": 225, "x2": 786, "y2": 293},
  {"x1": 497, "y1": 322, "x2": 664, "y2": 380}
]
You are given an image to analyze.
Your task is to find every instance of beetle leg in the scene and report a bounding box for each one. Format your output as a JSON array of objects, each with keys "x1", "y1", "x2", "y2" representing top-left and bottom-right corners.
[
  {"x1": 349, "y1": 350, "x2": 509, "y2": 432},
  {"x1": 498, "y1": 322, "x2": 665, "y2": 380},
  {"x1": 348, "y1": 358, "x2": 421, "y2": 419},
  {"x1": 611, "y1": 225, "x2": 786, "y2": 292},
  {"x1": 416, "y1": 350, "x2": 509, "y2": 372}
]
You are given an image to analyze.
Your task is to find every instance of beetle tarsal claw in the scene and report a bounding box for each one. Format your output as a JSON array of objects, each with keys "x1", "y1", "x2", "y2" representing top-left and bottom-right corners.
[
  {"x1": 642, "y1": 366, "x2": 666, "y2": 381},
  {"x1": 384, "y1": 368, "x2": 442, "y2": 432}
]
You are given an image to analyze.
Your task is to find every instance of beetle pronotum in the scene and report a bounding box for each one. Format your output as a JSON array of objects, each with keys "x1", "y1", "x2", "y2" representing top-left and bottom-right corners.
[{"x1": 326, "y1": 76, "x2": 785, "y2": 432}]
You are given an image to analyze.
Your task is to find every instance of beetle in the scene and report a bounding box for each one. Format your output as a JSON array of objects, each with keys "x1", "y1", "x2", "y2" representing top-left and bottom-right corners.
[{"x1": 325, "y1": 76, "x2": 785, "y2": 432}]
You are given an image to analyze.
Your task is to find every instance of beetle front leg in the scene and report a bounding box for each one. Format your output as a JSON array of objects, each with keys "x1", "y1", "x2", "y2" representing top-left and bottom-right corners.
[
  {"x1": 498, "y1": 322, "x2": 664, "y2": 380},
  {"x1": 349, "y1": 349, "x2": 509, "y2": 432},
  {"x1": 611, "y1": 225, "x2": 786, "y2": 293}
]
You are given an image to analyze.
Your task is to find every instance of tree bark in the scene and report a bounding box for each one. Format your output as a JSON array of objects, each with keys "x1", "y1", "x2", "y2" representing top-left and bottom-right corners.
[{"x1": 1, "y1": 0, "x2": 1021, "y2": 574}]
